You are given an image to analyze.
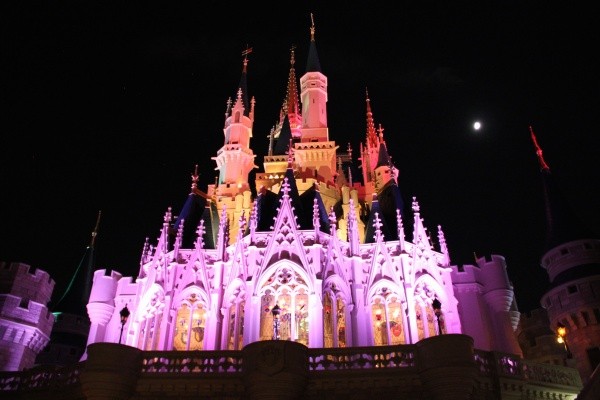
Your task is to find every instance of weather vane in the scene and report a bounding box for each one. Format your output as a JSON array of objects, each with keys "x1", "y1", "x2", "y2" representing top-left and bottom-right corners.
[{"x1": 241, "y1": 44, "x2": 253, "y2": 61}]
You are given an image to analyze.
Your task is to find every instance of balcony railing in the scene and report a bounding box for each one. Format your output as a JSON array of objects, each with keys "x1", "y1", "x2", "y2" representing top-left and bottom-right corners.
[{"x1": 0, "y1": 345, "x2": 582, "y2": 393}]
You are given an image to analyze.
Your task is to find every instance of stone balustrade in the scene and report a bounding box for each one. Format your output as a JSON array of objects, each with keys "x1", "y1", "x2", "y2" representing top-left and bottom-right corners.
[{"x1": 0, "y1": 335, "x2": 583, "y2": 399}]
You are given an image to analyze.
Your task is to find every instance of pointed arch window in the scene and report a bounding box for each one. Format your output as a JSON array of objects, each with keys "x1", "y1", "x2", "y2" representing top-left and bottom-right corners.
[
  {"x1": 173, "y1": 293, "x2": 207, "y2": 351},
  {"x1": 415, "y1": 293, "x2": 440, "y2": 340},
  {"x1": 324, "y1": 288, "x2": 347, "y2": 348},
  {"x1": 372, "y1": 300, "x2": 388, "y2": 345},
  {"x1": 226, "y1": 300, "x2": 245, "y2": 350},
  {"x1": 370, "y1": 289, "x2": 406, "y2": 346},
  {"x1": 259, "y1": 265, "x2": 309, "y2": 344}
]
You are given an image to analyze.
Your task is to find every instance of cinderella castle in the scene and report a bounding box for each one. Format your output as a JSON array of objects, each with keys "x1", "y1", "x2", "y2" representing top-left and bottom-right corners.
[
  {"x1": 1, "y1": 15, "x2": 598, "y2": 400},
  {"x1": 81, "y1": 18, "x2": 522, "y2": 356}
]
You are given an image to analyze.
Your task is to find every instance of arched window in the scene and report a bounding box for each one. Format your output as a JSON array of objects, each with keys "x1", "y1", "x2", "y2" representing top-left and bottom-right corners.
[
  {"x1": 387, "y1": 298, "x2": 404, "y2": 345},
  {"x1": 226, "y1": 300, "x2": 245, "y2": 350},
  {"x1": 336, "y1": 297, "x2": 347, "y2": 347},
  {"x1": 370, "y1": 288, "x2": 406, "y2": 346},
  {"x1": 414, "y1": 281, "x2": 442, "y2": 340},
  {"x1": 324, "y1": 293, "x2": 334, "y2": 347},
  {"x1": 324, "y1": 286, "x2": 348, "y2": 348},
  {"x1": 259, "y1": 265, "x2": 309, "y2": 344},
  {"x1": 372, "y1": 299, "x2": 388, "y2": 345},
  {"x1": 173, "y1": 293, "x2": 207, "y2": 351}
]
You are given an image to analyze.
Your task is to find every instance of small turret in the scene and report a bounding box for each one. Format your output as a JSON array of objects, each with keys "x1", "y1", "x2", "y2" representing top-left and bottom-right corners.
[{"x1": 0, "y1": 262, "x2": 55, "y2": 371}]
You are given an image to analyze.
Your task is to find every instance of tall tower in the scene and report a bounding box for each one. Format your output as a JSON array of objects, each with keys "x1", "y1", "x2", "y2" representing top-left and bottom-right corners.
[
  {"x1": 209, "y1": 49, "x2": 257, "y2": 242},
  {"x1": 258, "y1": 47, "x2": 302, "y2": 191},
  {"x1": 531, "y1": 127, "x2": 600, "y2": 382},
  {"x1": 295, "y1": 14, "x2": 338, "y2": 187}
]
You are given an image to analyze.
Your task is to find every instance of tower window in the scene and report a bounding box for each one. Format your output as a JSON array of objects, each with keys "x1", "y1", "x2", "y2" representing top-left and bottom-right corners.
[
  {"x1": 571, "y1": 314, "x2": 580, "y2": 328},
  {"x1": 582, "y1": 311, "x2": 590, "y2": 326},
  {"x1": 594, "y1": 308, "x2": 600, "y2": 323}
]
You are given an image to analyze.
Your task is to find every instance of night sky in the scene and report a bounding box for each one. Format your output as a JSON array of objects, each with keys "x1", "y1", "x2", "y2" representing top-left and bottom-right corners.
[{"x1": 2, "y1": 2, "x2": 598, "y2": 313}]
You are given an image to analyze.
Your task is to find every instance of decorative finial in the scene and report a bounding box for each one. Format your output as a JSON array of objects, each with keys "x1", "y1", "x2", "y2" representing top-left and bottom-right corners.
[
  {"x1": 225, "y1": 97, "x2": 232, "y2": 120},
  {"x1": 241, "y1": 45, "x2": 253, "y2": 72},
  {"x1": 377, "y1": 123, "x2": 384, "y2": 139},
  {"x1": 191, "y1": 164, "x2": 199, "y2": 191},
  {"x1": 194, "y1": 220, "x2": 205, "y2": 250},
  {"x1": 281, "y1": 177, "x2": 291, "y2": 198},
  {"x1": 310, "y1": 13, "x2": 316, "y2": 41},
  {"x1": 373, "y1": 212, "x2": 384, "y2": 241},
  {"x1": 290, "y1": 44, "x2": 296, "y2": 66},
  {"x1": 412, "y1": 196, "x2": 420, "y2": 213}
]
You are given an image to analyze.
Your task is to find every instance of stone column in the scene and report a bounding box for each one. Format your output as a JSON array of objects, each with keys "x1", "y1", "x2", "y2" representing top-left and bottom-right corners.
[
  {"x1": 79, "y1": 343, "x2": 142, "y2": 400},
  {"x1": 416, "y1": 334, "x2": 478, "y2": 400},
  {"x1": 243, "y1": 340, "x2": 308, "y2": 400}
]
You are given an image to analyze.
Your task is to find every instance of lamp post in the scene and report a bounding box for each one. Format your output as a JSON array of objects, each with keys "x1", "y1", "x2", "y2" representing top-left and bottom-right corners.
[
  {"x1": 272, "y1": 304, "x2": 281, "y2": 340},
  {"x1": 432, "y1": 298, "x2": 443, "y2": 335},
  {"x1": 119, "y1": 305, "x2": 130, "y2": 344},
  {"x1": 556, "y1": 322, "x2": 573, "y2": 359}
]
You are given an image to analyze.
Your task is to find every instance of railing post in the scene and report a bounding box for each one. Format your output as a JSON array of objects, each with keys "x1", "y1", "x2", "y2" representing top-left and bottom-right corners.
[
  {"x1": 243, "y1": 340, "x2": 308, "y2": 400},
  {"x1": 79, "y1": 343, "x2": 142, "y2": 400},
  {"x1": 416, "y1": 334, "x2": 478, "y2": 400}
]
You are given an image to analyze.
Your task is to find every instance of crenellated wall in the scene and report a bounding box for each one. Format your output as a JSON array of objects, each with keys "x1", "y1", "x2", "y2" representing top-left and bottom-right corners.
[
  {"x1": 0, "y1": 262, "x2": 55, "y2": 371},
  {"x1": 451, "y1": 255, "x2": 522, "y2": 356}
]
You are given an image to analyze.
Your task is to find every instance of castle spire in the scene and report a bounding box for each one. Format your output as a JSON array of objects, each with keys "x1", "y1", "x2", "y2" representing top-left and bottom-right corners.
[
  {"x1": 305, "y1": 13, "x2": 322, "y2": 72},
  {"x1": 530, "y1": 126, "x2": 593, "y2": 250},
  {"x1": 191, "y1": 164, "x2": 199, "y2": 193},
  {"x1": 530, "y1": 125, "x2": 550, "y2": 171},
  {"x1": 366, "y1": 88, "x2": 378, "y2": 148},
  {"x1": 285, "y1": 45, "x2": 302, "y2": 137},
  {"x1": 238, "y1": 45, "x2": 252, "y2": 116}
]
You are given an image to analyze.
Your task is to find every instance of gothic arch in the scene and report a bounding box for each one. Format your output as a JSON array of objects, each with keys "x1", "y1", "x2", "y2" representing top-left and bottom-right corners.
[
  {"x1": 367, "y1": 280, "x2": 408, "y2": 346},
  {"x1": 412, "y1": 274, "x2": 446, "y2": 339},
  {"x1": 255, "y1": 259, "x2": 314, "y2": 295},
  {"x1": 255, "y1": 260, "x2": 312, "y2": 344},
  {"x1": 173, "y1": 284, "x2": 210, "y2": 308},
  {"x1": 222, "y1": 278, "x2": 247, "y2": 350},
  {"x1": 323, "y1": 276, "x2": 352, "y2": 347},
  {"x1": 171, "y1": 285, "x2": 210, "y2": 351}
]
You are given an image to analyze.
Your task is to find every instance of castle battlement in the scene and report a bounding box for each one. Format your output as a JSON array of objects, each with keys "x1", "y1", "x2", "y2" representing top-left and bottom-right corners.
[{"x1": 0, "y1": 262, "x2": 54, "y2": 305}]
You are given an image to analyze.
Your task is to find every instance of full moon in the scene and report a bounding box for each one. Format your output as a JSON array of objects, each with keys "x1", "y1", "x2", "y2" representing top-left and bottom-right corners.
[{"x1": 473, "y1": 121, "x2": 482, "y2": 130}]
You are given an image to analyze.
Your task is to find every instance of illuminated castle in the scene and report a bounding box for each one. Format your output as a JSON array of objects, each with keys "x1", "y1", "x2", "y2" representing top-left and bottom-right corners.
[
  {"x1": 83, "y1": 18, "x2": 523, "y2": 357},
  {"x1": 2, "y1": 16, "x2": 595, "y2": 400}
]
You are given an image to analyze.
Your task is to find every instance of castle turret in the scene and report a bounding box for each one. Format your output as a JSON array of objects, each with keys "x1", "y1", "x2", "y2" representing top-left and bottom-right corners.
[
  {"x1": 531, "y1": 126, "x2": 600, "y2": 382},
  {"x1": 210, "y1": 50, "x2": 258, "y2": 242},
  {"x1": 0, "y1": 262, "x2": 55, "y2": 371}
]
